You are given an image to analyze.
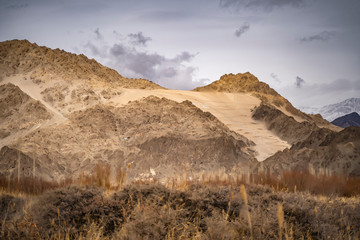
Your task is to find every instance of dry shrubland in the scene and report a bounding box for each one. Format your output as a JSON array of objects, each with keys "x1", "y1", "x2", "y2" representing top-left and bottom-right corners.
[{"x1": 0, "y1": 166, "x2": 360, "y2": 239}]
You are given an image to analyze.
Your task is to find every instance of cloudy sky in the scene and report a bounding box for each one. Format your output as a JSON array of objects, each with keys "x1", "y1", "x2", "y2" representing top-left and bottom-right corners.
[{"x1": 1, "y1": 0, "x2": 359, "y2": 108}]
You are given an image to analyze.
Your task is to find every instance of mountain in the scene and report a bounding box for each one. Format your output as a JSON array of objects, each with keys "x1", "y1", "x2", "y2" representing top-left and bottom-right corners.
[
  {"x1": 302, "y1": 98, "x2": 360, "y2": 122},
  {"x1": 194, "y1": 73, "x2": 338, "y2": 131},
  {"x1": 331, "y1": 112, "x2": 360, "y2": 128},
  {"x1": 0, "y1": 39, "x2": 359, "y2": 181}
]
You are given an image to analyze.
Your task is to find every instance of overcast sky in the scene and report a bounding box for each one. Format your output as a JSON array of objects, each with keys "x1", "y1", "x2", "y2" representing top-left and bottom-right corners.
[{"x1": 1, "y1": 0, "x2": 359, "y2": 108}]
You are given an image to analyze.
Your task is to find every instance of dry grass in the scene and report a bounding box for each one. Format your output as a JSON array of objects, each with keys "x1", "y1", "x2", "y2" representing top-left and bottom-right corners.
[
  {"x1": 0, "y1": 176, "x2": 71, "y2": 195},
  {"x1": 1, "y1": 165, "x2": 360, "y2": 239},
  {"x1": 255, "y1": 170, "x2": 360, "y2": 197},
  {"x1": 1, "y1": 182, "x2": 359, "y2": 240},
  {"x1": 1, "y1": 166, "x2": 359, "y2": 198}
]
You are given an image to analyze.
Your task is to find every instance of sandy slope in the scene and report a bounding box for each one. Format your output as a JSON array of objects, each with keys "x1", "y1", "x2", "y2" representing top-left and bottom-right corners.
[
  {"x1": 2, "y1": 75, "x2": 67, "y2": 122},
  {"x1": 108, "y1": 88, "x2": 290, "y2": 161}
]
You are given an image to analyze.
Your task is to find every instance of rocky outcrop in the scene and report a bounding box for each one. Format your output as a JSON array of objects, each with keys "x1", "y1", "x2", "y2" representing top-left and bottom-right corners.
[
  {"x1": 252, "y1": 103, "x2": 318, "y2": 144},
  {"x1": 0, "y1": 39, "x2": 163, "y2": 89},
  {"x1": 256, "y1": 127, "x2": 360, "y2": 177},
  {"x1": 6, "y1": 96, "x2": 256, "y2": 181}
]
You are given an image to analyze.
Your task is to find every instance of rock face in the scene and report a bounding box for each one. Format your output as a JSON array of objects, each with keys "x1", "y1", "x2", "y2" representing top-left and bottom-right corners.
[
  {"x1": 252, "y1": 103, "x2": 318, "y2": 144},
  {"x1": 3, "y1": 95, "x2": 256, "y2": 181},
  {"x1": 253, "y1": 105, "x2": 360, "y2": 177},
  {"x1": 331, "y1": 112, "x2": 360, "y2": 128}
]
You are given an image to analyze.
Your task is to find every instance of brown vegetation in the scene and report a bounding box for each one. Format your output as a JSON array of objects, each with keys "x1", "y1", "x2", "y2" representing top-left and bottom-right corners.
[{"x1": 0, "y1": 165, "x2": 360, "y2": 239}]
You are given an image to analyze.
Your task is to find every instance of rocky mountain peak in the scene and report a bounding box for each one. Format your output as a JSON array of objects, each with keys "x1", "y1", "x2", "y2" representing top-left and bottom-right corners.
[{"x1": 0, "y1": 39, "x2": 163, "y2": 89}]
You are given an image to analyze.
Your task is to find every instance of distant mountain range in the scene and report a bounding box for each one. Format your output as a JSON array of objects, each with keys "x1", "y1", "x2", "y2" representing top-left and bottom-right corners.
[
  {"x1": 301, "y1": 98, "x2": 360, "y2": 122},
  {"x1": 331, "y1": 112, "x2": 360, "y2": 128}
]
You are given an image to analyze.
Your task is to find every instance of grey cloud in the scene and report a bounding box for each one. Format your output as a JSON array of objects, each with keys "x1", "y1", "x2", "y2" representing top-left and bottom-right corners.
[
  {"x1": 295, "y1": 76, "x2": 305, "y2": 88},
  {"x1": 110, "y1": 44, "x2": 126, "y2": 56},
  {"x1": 94, "y1": 28, "x2": 103, "y2": 40},
  {"x1": 161, "y1": 67, "x2": 177, "y2": 78},
  {"x1": 112, "y1": 30, "x2": 122, "y2": 39},
  {"x1": 220, "y1": 0, "x2": 305, "y2": 11},
  {"x1": 281, "y1": 78, "x2": 360, "y2": 108},
  {"x1": 300, "y1": 31, "x2": 336, "y2": 42},
  {"x1": 270, "y1": 73, "x2": 280, "y2": 82},
  {"x1": 235, "y1": 23, "x2": 250, "y2": 37},
  {"x1": 174, "y1": 52, "x2": 196, "y2": 63},
  {"x1": 107, "y1": 42, "x2": 165, "y2": 79},
  {"x1": 291, "y1": 78, "x2": 360, "y2": 93},
  {"x1": 321, "y1": 78, "x2": 360, "y2": 92},
  {"x1": 83, "y1": 31, "x2": 199, "y2": 90},
  {"x1": 6, "y1": 3, "x2": 29, "y2": 9},
  {"x1": 128, "y1": 32, "x2": 152, "y2": 46},
  {"x1": 138, "y1": 10, "x2": 191, "y2": 22},
  {"x1": 83, "y1": 42, "x2": 109, "y2": 58},
  {"x1": 124, "y1": 51, "x2": 165, "y2": 79}
]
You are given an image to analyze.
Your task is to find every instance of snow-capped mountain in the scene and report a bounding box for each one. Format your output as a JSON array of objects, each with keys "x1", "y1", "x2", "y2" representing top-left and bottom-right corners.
[{"x1": 301, "y1": 98, "x2": 360, "y2": 122}]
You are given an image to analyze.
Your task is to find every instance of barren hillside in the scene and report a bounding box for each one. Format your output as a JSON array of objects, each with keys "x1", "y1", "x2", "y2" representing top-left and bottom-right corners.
[
  {"x1": 1, "y1": 39, "x2": 358, "y2": 182},
  {"x1": 2, "y1": 94, "x2": 257, "y2": 181},
  {"x1": 0, "y1": 39, "x2": 163, "y2": 89}
]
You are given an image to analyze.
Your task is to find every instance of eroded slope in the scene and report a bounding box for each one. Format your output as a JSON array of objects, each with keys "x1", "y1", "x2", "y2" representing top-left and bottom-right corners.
[
  {"x1": 3, "y1": 96, "x2": 256, "y2": 181},
  {"x1": 0, "y1": 83, "x2": 52, "y2": 144}
]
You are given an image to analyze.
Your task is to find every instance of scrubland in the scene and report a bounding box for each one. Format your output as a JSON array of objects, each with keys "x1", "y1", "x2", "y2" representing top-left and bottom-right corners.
[{"x1": 1, "y1": 166, "x2": 360, "y2": 240}]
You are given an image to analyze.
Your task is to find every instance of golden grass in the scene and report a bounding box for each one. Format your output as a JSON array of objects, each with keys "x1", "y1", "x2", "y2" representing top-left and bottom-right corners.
[
  {"x1": 240, "y1": 184, "x2": 253, "y2": 240},
  {"x1": 1, "y1": 163, "x2": 359, "y2": 239},
  {"x1": 1, "y1": 166, "x2": 359, "y2": 198},
  {"x1": 1, "y1": 175, "x2": 359, "y2": 239}
]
